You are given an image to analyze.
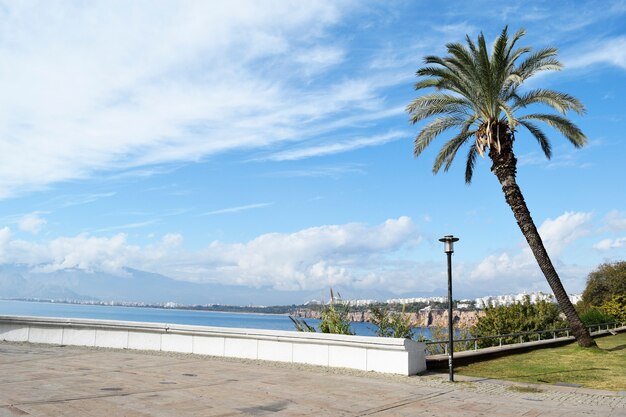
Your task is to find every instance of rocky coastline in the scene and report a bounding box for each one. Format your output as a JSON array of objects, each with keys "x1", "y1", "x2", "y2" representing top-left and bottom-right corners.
[{"x1": 292, "y1": 308, "x2": 484, "y2": 329}]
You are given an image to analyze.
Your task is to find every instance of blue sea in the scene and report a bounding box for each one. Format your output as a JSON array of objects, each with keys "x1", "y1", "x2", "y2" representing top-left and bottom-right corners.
[{"x1": 0, "y1": 299, "x2": 433, "y2": 339}]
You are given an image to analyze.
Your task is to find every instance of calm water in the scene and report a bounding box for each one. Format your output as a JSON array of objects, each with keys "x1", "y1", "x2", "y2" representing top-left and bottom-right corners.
[{"x1": 0, "y1": 300, "x2": 433, "y2": 338}]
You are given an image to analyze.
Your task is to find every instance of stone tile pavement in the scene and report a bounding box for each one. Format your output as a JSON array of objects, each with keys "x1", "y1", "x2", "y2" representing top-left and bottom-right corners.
[{"x1": 0, "y1": 342, "x2": 623, "y2": 416}]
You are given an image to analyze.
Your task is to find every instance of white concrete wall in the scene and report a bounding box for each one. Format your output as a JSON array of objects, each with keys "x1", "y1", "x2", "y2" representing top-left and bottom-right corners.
[{"x1": 0, "y1": 316, "x2": 426, "y2": 375}]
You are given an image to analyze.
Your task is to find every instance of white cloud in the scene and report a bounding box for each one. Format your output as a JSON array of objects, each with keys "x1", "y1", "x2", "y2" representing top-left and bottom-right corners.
[
  {"x1": 0, "y1": 217, "x2": 424, "y2": 292},
  {"x1": 17, "y1": 213, "x2": 47, "y2": 234},
  {"x1": 51, "y1": 192, "x2": 117, "y2": 208},
  {"x1": 263, "y1": 131, "x2": 406, "y2": 161},
  {"x1": 593, "y1": 237, "x2": 626, "y2": 251},
  {"x1": 37, "y1": 234, "x2": 138, "y2": 275},
  {"x1": 469, "y1": 211, "x2": 594, "y2": 293},
  {"x1": 91, "y1": 220, "x2": 159, "y2": 233},
  {"x1": 0, "y1": 227, "x2": 12, "y2": 261},
  {"x1": 162, "y1": 233, "x2": 183, "y2": 247},
  {"x1": 517, "y1": 150, "x2": 591, "y2": 170},
  {"x1": 433, "y1": 23, "x2": 477, "y2": 37},
  {"x1": 0, "y1": 1, "x2": 407, "y2": 199},
  {"x1": 264, "y1": 163, "x2": 366, "y2": 178},
  {"x1": 0, "y1": 211, "x2": 612, "y2": 296},
  {"x1": 295, "y1": 46, "x2": 345, "y2": 76},
  {"x1": 188, "y1": 216, "x2": 418, "y2": 290},
  {"x1": 566, "y1": 36, "x2": 626, "y2": 70},
  {"x1": 467, "y1": 246, "x2": 592, "y2": 295},
  {"x1": 604, "y1": 210, "x2": 626, "y2": 231},
  {"x1": 537, "y1": 211, "x2": 593, "y2": 255},
  {"x1": 0, "y1": 229, "x2": 137, "y2": 275},
  {"x1": 202, "y1": 203, "x2": 273, "y2": 216},
  {"x1": 470, "y1": 250, "x2": 535, "y2": 282}
]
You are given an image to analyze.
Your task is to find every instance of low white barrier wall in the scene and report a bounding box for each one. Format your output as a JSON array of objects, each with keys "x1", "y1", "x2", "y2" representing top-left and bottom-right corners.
[{"x1": 0, "y1": 316, "x2": 426, "y2": 375}]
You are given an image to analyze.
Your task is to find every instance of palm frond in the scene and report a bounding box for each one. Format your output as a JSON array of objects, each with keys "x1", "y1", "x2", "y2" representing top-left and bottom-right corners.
[
  {"x1": 446, "y1": 43, "x2": 481, "y2": 88},
  {"x1": 491, "y1": 26, "x2": 510, "y2": 95},
  {"x1": 465, "y1": 34, "x2": 477, "y2": 54},
  {"x1": 520, "y1": 113, "x2": 587, "y2": 147},
  {"x1": 498, "y1": 101, "x2": 517, "y2": 130},
  {"x1": 416, "y1": 66, "x2": 451, "y2": 78},
  {"x1": 424, "y1": 53, "x2": 483, "y2": 106},
  {"x1": 465, "y1": 145, "x2": 478, "y2": 184},
  {"x1": 492, "y1": 26, "x2": 509, "y2": 64},
  {"x1": 518, "y1": 120, "x2": 552, "y2": 158},
  {"x1": 505, "y1": 28, "x2": 527, "y2": 58},
  {"x1": 407, "y1": 94, "x2": 471, "y2": 122},
  {"x1": 432, "y1": 125, "x2": 477, "y2": 174},
  {"x1": 476, "y1": 31, "x2": 495, "y2": 117},
  {"x1": 413, "y1": 78, "x2": 440, "y2": 91},
  {"x1": 516, "y1": 47, "x2": 561, "y2": 80},
  {"x1": 513, "y1": 89, "x2": 585, "y2": 114},
  {"x1": 508, "y1": 46, "x2": 532, "y2": 66},
  {"x1": 413, "y1": 116, "x2": 467, "y2": 157}
]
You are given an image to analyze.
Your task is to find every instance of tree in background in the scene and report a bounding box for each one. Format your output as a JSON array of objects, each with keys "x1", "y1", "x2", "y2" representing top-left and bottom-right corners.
[
  {"x1": 600, "y1": 295, "x2": 626, "y2": 323},
  {"x1": 578, "y1": 261, "x2": 626, "y2": 325},
  {"x1": 581, "y1": 261, "x2": 626, "y2": 307},
  {"x1": 407, "y1": 26, "x2": 595, "y2": 347}
]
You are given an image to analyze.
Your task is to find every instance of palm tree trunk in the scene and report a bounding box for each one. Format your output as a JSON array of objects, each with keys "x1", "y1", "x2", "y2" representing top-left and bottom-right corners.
[{"x1": 489, "y1": 140, "x2": 596, "y2": 348}]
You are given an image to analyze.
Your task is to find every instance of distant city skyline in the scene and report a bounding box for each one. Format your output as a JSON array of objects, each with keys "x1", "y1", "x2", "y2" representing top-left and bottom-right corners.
[
  {"x1": 0, "y1": 1, "x2": 624, "y2": 304},
  {"x1": 326, "y1": 291, "x2": 581, "y2": 309},
  {"x1": 4, "y1": 288, "x2": 581, "y2": 310}
]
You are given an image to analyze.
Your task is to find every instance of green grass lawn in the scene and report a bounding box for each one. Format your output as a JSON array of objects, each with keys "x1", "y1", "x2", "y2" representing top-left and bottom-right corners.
[{"x1": 454, "y1": 332, "x2": 626, "y2": 391}]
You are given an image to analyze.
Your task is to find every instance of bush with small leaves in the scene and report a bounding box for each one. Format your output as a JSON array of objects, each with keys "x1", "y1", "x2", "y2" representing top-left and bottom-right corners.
[
  {"x1": 471, "y1": 295, "x2": 565, "y2": 348},
  {"x1": 579, "y1": 308, "x2": 616, "y2": 327},
  {"x1": 600, "y1": 295, "x2": 626, "y2": 323}
]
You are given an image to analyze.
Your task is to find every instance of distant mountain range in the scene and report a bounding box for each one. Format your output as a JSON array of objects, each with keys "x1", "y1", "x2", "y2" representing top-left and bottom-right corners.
[{"x1": 0, "y1": 265, "x2": 399, "y2": 306}]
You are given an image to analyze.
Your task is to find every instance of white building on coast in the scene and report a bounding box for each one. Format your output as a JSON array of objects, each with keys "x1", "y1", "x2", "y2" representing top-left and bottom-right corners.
[{"x1": 475, "y1": 292, "x2": 582, "y2": 308}]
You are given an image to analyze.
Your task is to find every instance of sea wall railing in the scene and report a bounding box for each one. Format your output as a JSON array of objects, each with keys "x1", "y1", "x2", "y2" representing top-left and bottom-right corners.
[{"x1": 425, "y1": 321, "x2": 625, "y2": 355}]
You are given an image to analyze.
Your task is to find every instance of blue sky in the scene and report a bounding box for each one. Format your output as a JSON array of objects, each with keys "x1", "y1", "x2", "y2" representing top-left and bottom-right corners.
[{"x1": 0, "y1": 0, "x2": 624, "y2": 303}]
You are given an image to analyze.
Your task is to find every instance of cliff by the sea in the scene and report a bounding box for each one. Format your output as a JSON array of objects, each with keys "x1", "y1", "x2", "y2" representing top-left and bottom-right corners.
[{"x1": 293, "y1": 308, "x2": 484, "y2": 329}]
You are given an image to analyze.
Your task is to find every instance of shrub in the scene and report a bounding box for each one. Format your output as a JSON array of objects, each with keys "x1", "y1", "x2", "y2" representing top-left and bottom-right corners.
[
  {"x1": 318, "y1": 289, "x2": 354, "y2": 335},
  {"x1": 289, "y1": 288, "x2": 354, "y2": 335},
  {"x1": 471, "y1": 295, "x2": 565, "y2": 348},
  {"x1": 579, "y1": 308, "x2": 616, "y2": 327},
  {"x1": 370, "y1": 305, "x2": 414, "y2": 339}
]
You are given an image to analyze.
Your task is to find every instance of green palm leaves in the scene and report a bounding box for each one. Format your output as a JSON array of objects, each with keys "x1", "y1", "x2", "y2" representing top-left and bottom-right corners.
[{"x1": 407, "y1": 26, "x2": 587, "y2": 183}]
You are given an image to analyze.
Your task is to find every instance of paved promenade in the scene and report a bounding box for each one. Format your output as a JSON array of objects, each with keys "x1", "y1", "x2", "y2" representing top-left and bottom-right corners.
[{"x1": 0, "y1": 342, "x2": 624, "y2": 416}]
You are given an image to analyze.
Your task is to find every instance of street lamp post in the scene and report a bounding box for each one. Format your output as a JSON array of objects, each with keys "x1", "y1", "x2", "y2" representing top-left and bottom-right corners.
[{"x1": 439, "y1": 235, "x2": 459, "y2": 382}]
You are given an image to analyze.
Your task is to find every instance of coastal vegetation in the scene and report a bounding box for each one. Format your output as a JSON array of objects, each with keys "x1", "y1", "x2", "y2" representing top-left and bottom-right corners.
[
  {"x1": 288, "y1": 273, "x2": 624, "y2": 354},
  {"x1": 370, "y1": 305, "x2": 414, "y2": 338},
  {"x1": 289, "y1": 289, "x2": 354, "y2": 335},
  {"x1": 407, "y1": 26, "x2": 594, "y2": 347},
  {"x1": 471, "y1": 296, "x2": 565, "y2": 348}
]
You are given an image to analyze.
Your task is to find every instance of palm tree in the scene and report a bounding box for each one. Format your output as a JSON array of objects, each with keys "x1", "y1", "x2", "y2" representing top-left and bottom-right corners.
[{"x1": 407, "y1": 27, "x2": 596, "y2": 347}]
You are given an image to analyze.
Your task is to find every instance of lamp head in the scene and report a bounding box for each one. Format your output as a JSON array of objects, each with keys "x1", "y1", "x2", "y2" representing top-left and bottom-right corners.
[{"x1": 438, "y1": 235, "x2": 459, "y2": 253}]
